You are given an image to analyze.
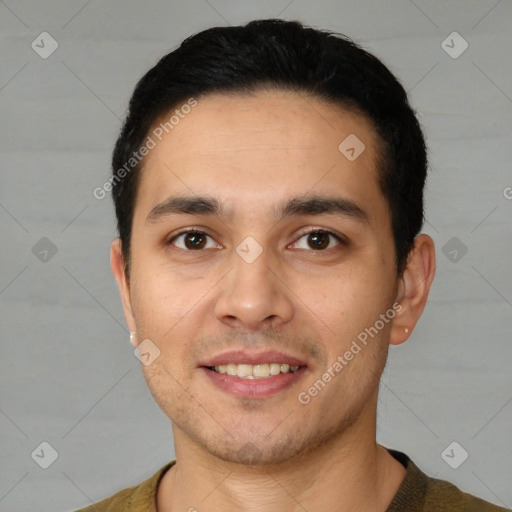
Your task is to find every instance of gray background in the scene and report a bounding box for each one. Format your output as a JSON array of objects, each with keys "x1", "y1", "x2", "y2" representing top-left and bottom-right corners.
[{"x1": 1, "y1": 1, "x2": 511, "y2": 511}]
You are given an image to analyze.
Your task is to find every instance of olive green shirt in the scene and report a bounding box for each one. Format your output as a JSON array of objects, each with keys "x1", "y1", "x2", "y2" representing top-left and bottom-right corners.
[{"x1": 75, "y1": 449, "x2": 510, "y2": 511}]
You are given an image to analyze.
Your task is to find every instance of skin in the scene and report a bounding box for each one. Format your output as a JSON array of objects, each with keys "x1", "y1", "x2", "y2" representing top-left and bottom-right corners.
[{"x1": 111, "y1": 89, "x2": 436, "y2": 511}]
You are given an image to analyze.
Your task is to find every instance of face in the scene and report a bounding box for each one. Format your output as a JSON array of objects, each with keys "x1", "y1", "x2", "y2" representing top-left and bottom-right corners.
[{"x1": 114, "y1": 90, "x2": 403, "y2": 465}]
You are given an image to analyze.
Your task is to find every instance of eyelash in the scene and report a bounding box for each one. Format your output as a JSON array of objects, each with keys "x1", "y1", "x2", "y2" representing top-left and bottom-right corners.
[{"x1": 166, "y1": 227, "x2": 346, "y2": 252}]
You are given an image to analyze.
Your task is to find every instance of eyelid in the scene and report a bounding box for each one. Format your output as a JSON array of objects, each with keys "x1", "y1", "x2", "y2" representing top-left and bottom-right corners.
[
  {"x1": 167, "y1": 227, "x2": 211, "y2": 240},
  {"x1": 167, "y1": 227, "x2": 221, "y2": 250}
]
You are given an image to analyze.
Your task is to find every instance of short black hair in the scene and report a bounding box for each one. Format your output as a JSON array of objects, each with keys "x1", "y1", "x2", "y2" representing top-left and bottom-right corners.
[{"x1": 111, "y1": 18, "x2": 427, "y2": 277}]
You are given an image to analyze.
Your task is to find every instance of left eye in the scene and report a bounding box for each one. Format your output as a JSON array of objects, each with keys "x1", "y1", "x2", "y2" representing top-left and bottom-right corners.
[{"x1": 291, "y1": 230, "x2": 342, "y2": 251}]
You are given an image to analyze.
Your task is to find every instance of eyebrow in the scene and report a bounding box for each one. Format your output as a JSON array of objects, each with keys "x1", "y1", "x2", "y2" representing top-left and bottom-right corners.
[{"x1": 146, "y1": 194, "x2": 369, "y2": 225}]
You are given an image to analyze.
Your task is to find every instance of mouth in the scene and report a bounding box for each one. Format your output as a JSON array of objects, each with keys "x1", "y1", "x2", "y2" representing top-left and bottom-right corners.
[
  {"x1": 199, "y1": 350, "x2": 308, "y2": 398},
  {"x1": 206, "y1": 363, "x2": 302, "y2": 379}
]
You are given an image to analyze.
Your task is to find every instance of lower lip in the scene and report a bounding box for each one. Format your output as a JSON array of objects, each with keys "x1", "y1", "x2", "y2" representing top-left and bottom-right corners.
[{"x1": 201, "y1": 367, "x2": 306, "y2": 398}]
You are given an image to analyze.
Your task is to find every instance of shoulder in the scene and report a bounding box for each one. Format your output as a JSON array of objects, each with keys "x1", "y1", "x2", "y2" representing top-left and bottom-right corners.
[
  {"x1": 423, "y1": 475, "x2": 510, "y2": 512},
  {"x1": 386, "y1": 448, "x2": 510, "y2": 512},
  {"x1": 74, "y1": 461, "x2": 175, "y2": 512}
]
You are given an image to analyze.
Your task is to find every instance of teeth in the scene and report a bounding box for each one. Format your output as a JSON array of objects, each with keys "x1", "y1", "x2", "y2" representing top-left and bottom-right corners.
[
  {"x1": 213, "y1": 363, "x2": 301, "y2": 379},
  {"x1": 253, "y1": 364, "x2": 269, "y2": 377},
  {"x1": 270, "y1": 363, "x2": 281, "y2": 375},
  {"x1": 237, "y1": 364, "x2": 253, "y2": 377}
]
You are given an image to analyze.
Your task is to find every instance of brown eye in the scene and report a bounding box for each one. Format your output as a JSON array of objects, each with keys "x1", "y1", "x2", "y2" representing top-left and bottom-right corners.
[
  {"x1": 292, "y1": 230, "x2": 343, "y2": 251},
  {"x1": 183, "y1": 232, "x2": 207, "y2": 250},
  {"x1": 169, "y1": 230, "x2": 220, "y2": 251},
  {"x1": 307, "y1": 232, "x2": 330, "y2": 250}
]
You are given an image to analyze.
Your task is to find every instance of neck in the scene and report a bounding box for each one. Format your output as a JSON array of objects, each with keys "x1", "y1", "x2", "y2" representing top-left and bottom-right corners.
[{"x1": 157, "y1": 395, "x2": 405, "y2": 512}]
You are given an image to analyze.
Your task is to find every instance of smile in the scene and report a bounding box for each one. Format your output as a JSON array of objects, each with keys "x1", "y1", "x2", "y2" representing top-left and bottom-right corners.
[{"x1": 209, "y1": 363, "x2": 301, "y2": 379}]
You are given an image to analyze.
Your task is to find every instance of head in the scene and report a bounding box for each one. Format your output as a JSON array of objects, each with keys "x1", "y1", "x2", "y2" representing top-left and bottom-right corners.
[{"x1": 110, "y1": 19, "x2": 435, "y2": 466}]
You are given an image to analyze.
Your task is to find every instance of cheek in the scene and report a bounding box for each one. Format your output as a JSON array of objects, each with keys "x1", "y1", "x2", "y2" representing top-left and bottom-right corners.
[
  {"x1": 314, "y1": 265, "x2": 389, "y2": 320},
  {"x1": 130, "y1": 270, "x2": 194, "y2": 355},
  {"x1": 133, "y1": 267, "x2": 192, "y2": 321},
  {"x1": 141, "y1": 358, "x2": 194, "y2": 423},
  {"x1": 305, "y1": 266, "x2": 395, "y2": 357}
]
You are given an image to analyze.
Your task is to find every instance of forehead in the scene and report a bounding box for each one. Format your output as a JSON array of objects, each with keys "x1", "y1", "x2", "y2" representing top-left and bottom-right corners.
[{"x1": 136, "y1": 89, "x2": 386, "y2": 220}]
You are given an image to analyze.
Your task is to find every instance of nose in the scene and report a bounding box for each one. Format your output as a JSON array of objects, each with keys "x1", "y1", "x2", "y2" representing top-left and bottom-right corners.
[{"x1": 214, "y1": 244, "x2": 295, "y2": 331}]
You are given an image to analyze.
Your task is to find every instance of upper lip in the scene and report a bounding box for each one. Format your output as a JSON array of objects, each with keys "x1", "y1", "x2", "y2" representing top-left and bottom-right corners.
[{"x1": 198, "y1": 349, "x2": 308, "y2": 367}]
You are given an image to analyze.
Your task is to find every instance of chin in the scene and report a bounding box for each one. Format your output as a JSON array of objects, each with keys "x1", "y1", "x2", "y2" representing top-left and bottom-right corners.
[{"x1": 205, "y1": 436, "x2": 305, "y2": 466}]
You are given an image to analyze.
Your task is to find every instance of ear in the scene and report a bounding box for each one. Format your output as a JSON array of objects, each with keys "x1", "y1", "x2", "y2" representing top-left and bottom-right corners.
[
  {"x1": 110, "y1": 238, "x2": 138, "y2": 347},
  {"x1": 390, "y1": 234, "x2": 436, "y2": 346}
]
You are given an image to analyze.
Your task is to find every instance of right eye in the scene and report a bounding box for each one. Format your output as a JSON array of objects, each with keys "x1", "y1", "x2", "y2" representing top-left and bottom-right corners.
[{"x1": 168, "y1": 229, "x2": 222, "y2": 251}]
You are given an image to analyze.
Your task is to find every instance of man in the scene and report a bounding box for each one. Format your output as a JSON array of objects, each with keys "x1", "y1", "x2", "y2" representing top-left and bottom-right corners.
[{"x1": 79, "y1": 19, "x2": 509, "y2": 512}]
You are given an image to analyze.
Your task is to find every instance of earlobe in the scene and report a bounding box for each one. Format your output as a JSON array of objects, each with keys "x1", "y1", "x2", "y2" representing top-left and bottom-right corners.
[
  {"x1": 129, "y1": 331, "x2": 138, "y2": 348},
  {"x1": 110, "y1": 238, "x2": 137, "y2": 334},
  {"x1": 390, "y1": 234, "x2": 436, "y2": 346}
]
